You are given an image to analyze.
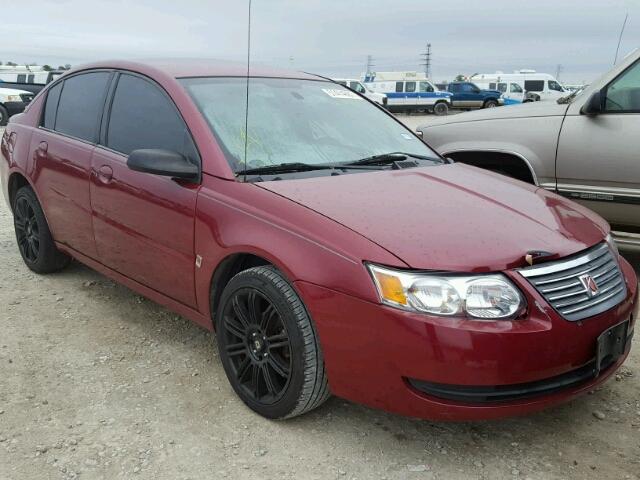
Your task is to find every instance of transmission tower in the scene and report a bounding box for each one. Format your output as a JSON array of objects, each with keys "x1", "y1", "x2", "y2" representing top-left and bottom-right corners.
[
  {"x1": 365, "y1": 55, "x2": 375, "y2": 75},
  {"x1": 420, "y1": 44, "x2": 432, "y2": 78}
]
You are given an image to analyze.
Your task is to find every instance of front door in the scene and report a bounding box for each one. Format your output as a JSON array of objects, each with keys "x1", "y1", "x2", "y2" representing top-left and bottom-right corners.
[
  {"x1": 90, "y1": 72, "x2": 200, "y2": 307},
  {"x1": 556, "y1": 58, "x2": 640, "y2": 231}
]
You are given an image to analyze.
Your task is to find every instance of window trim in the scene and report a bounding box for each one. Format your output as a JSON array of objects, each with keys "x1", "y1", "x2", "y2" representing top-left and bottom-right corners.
[
  {"x1": 99, "y1": 70, "x2": 202, "y2": 180},
  {"x1": 38, "y1": 68, "x2": 115, "y2": 146},
  {"x1": 600, "y1": 57, "x2": 640, "y2": 115}
]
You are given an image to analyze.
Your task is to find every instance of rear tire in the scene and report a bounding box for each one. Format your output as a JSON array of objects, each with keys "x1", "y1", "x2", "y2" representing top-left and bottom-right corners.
[
  {"x1": 13, "y1": 186, "x2": 70, "y2": 273},
  {"x1": 216, "y1": 266, "x2": 330, "y2": 419},
  {"x1": 0, "y1": 105, "x2": 8, "y2": 126},
  {"x1": 433, "y1": 101, "x2": 449, "y2": 116}
]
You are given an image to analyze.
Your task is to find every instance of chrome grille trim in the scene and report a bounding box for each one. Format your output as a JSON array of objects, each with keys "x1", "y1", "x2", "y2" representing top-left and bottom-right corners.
[{"x1": 518, "y1": 243, "x2": 627, "y2": 321}]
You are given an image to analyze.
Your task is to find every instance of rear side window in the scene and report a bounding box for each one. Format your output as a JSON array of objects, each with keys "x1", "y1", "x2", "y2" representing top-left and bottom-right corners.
[
  {"x1": 489, "y1": 83, "x2": 496, "y2": 89},
  {"x1": 524, "y1": 80, "x2": 544, "y2": 92},
  {"x1": 106, "y1": 74, "x2": 197, "y2": 161},
  {"x1": 17, "y1": 74, "x2": 26, "y2": 83},
  {"x1": 42, "y1": 82, "x2": 63, "y2": 130},
  {"x1": 55, "y1": 72, "x2": 111, "y2": 142},
  {"x1": 497, "y1": 83, "x2": 507, "y2": 93},
  {"x1": 395, "y1": 82, "x2": 404, "y2": 93},
  {"x1": 405, "y1": 82, "x2": 416, "y2": 93}
]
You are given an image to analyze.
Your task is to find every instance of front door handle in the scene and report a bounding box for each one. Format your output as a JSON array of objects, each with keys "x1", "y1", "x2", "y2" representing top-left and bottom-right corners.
[
  {"x1": 96, "y1": 165, "x2": 113, "y2": 184},
  {"x1": 36, "y1": 141, "x2": 48, "y2": 155}
]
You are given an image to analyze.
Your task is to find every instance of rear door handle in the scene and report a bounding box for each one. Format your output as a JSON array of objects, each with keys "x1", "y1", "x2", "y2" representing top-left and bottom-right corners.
[{"x1": 96, "y1": 165, "x2": 113, "y2": 183}]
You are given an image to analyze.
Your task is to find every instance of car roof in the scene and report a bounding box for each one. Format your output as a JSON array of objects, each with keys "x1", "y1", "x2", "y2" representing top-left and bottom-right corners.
[{"x1": 65, "y1": 58, "x2": 323, "y2": 81}]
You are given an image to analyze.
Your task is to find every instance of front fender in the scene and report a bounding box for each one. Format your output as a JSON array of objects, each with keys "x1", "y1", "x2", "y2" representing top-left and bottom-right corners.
[{"x1": 421, "y1": 116, "x2": 564, "y2": 187}]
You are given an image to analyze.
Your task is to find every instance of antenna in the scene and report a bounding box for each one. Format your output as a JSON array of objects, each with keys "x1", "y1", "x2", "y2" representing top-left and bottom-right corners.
[
  {"x1": 614, "y1": 13, "x2": 629, "y2": 65},
  {"x1": 419, "y1": 44, "x2": 432, "y2": 79},
  {"x1": 242, "y1": 0, "x2": 252, "y2": 182}
]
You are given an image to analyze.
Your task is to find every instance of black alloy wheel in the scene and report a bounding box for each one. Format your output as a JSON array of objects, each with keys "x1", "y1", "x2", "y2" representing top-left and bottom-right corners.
[
  {"x1": 221, "y1": 288, "x2": 292, "y2": 405},
  {"x1": 12, "y1": 186, "x2": 70, "y2": 273},
  {"x1": 216, "y1": 266, "x2": 330, "y2": 419},
  {"x1": 15, "y1": 195, "x2": 40, "y2": 263}
]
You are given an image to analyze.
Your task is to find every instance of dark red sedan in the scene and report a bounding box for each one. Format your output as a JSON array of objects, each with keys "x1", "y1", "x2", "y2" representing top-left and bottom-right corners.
[{"x1": 1, "y1": 60, "x2": 637, "y2": 420}]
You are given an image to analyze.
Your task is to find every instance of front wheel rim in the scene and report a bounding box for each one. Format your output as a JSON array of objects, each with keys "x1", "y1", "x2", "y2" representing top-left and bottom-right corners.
[
  {"x1": 221, "y1": 288, "x2": 292, "y2": 405},
  {"x1": 15, "y1": 197, "x2": 40, "y2": 263}
]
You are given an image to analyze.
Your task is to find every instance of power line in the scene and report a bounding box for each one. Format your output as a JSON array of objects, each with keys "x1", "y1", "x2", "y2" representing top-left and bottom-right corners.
[
  {"x1": 419, "y1": 44, "x2": 432, "y2": 78},
  {"x1": 614, "y1": 13, "x2": 629, "y2": 65}
]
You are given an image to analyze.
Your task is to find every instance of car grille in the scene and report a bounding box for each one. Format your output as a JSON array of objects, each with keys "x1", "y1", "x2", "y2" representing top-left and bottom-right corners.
[
  {"x1": 518, "y1": 243, "x2": 626, "y2": 321},
  {"x1": 20, "y1": 93, "x2": 34, "y2": 103}
]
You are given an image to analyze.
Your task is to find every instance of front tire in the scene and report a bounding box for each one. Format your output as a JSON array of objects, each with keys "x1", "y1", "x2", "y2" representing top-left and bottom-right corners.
[
  {"x1": 483, "y1": 99, "x2": 499, "y2": 108},
  {"x1": 216, "y1": 266, "x2": 330, "y2": 419},
  {"x1": 433, "y1": 101, "x2": 449, "y2": 116},
  {"x1": 0, "y1": 105, "x2": 8, "y2": 126},
  {"x1": 13, "y1": 186, "x2": 70, "y2": 273}
]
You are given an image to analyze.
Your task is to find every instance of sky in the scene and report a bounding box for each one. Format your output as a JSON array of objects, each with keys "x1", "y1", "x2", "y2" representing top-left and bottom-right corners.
[{"x1": 2, "y1": 0, "x2": 639, "y2": 84}]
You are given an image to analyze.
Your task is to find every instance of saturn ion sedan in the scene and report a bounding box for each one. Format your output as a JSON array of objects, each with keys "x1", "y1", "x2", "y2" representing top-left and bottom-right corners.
[{"x1": 1, "y1": 60, "x2": 637, "y2": 420}]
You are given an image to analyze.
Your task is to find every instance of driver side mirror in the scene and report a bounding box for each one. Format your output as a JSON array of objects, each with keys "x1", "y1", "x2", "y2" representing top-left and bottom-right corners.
[
  {"x1": 581, "y1": 90, "x2": 603, "y2": 115},
  {"x1": 127, "y1": 149, "x2": 199, "y2": 181}
]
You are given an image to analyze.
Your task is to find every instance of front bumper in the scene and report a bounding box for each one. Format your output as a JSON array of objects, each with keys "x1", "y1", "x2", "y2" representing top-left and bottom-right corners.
[{"x1": 295, "y1": 257, "x2": 637, "y2": 421}]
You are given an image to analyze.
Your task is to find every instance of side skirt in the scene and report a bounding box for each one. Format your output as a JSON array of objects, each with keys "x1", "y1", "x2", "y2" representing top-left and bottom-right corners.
[{"x1": 55, "y1": 242, "x2": 213, "y2": 331}]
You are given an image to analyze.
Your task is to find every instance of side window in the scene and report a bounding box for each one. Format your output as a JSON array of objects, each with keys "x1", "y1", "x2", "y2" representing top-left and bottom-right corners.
[
  {"x1": 604, "y1": 60, "x2": 640, "y2": 112},
  {"x1": 419, "y1": 82, "x2": 433, "y2": 92},
  {"x1": 55, "y1": 72, "x2": 111, "y2": 142},
  {"x1": 524, "y1": 80, "x2": 544, "y2": 92},
  {"x1": 106, "y1": 74, "x2": 197, "y2": 161},
  {"x1": 28, "y1": 74, "x2": 35, "y2": 83},
  {"x1": 405, "y1": 82, "x2": 416, "y2": 93},
  {"x1": 497, "y1": 83, "x2": 507, "y2": 93},
  {"x1": 510, "y1": 83, "x2": 523, "y2": 93},
  {"x1": 351, "y1": 82, "x2": 366, "y2": 94},
  {"x1": 489, "y1": 83, "x2": 496, "y2": 90},
  {"x1": 461, "y1": 83, "x2": 476, "y2": 92},
  {"x1": 395, "y1": 82, "x2": 404, "y2": 93},
  {"x1": 42, "y1": 82, "x2": 63, "y2": 130},
  {"x1": 449, "y1": 84, "x2": 460, "y2": 93},
  {"x1": 548, "y1": 80, "x2": 563, "y2": 92},
  {"x1": 17, "y1": 74, "x2": 26, "y2": 83}
]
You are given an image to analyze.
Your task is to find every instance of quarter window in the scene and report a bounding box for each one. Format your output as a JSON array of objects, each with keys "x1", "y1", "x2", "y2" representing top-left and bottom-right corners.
[
  {"x1": 106, "y1": 74, "x2": 197, "y2": 161},
  {"x1": 604, "y1": 60, "x2": 640, "y2": 112},
  {"x1": 17, "y1": 74, "x2": 26, "y2": 83},
  {"x1": 395, "y1": 82, "x2": 404, "y2": 93},
  {"x1": 42, "y1": 82, "x2": 63, "y2": 130},
  {"x1": 55, "y1": 72, "x2": 111, "y2": 142},
  {"x1": 524, "y1": 80, "x2": 544, "y2": 92}
]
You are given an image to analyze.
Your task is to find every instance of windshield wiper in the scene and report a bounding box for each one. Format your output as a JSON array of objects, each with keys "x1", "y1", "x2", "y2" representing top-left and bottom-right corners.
[
  {"x1": 237, "y1": 162, "x2": 334, "y2": 176},
  {"x1": 341, "y1": 152, "x2": 440, "y2": 166}
]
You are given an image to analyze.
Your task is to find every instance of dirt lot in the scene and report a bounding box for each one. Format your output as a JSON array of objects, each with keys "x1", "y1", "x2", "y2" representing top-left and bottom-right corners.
[{"x1": 0, "y1": 123, "x2": 639, "y2": 480}]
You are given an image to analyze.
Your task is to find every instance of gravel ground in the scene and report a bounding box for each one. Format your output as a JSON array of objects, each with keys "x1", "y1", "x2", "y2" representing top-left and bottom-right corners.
[{"x1": 0, "y1": 124, "x2": 639, "y2": 480}]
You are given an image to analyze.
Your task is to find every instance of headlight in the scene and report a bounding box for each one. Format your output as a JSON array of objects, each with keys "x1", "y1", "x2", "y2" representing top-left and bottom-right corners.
[
  {"x1": 6, "y1": 95, "x2": 22, "y2": 102},
  {"x1": 605, "y1": 233, "x2": 619, "y2": 258},
  {"x1": 367, "y1": 264, "x2": 525, "y2": 319}
]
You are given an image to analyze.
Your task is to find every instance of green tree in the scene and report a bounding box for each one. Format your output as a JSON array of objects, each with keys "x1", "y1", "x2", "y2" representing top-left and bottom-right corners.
[
  {"x1": 6, "y1": 61, "x2": 17, "y2": 66},
  {"x1": 454, "y1": 74, "x2": 465, "y2": 81},
  {"x1": 42, "y1": 65, "x2": 53, "y2": 71}
]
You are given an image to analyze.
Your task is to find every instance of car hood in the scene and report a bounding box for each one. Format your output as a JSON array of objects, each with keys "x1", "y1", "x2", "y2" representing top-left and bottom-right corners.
[
  {"x1": 419, "y1": 100, "x2": 569, "y2": 129},
  {"x1": 258, "y1": 163, "x2": 608, "y2": 271},
  {"x1": 0, "y1": 87, "x2": 32, "y2": 96}
]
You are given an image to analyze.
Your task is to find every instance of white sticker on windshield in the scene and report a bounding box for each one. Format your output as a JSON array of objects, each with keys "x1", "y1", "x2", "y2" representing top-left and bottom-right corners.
[{"x1": 322, "y1": 88, "x2": 362, "y2": 99}]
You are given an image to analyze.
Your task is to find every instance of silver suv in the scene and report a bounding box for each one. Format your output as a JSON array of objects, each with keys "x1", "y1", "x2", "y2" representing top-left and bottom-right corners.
[{"x1": 418, "y1": 49, "x2": 640, "y2": 250}]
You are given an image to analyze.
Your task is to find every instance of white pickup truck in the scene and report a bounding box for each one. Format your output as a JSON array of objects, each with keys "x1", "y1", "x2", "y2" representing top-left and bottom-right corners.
[{"x1": 0, "y1": 87, "x2": 35, "y2": 126}]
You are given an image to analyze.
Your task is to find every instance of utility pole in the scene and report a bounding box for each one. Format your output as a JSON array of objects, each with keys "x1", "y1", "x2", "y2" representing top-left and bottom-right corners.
[
  {"x1": 555, "y1": 64, "x2": 563, "y2": 81},
  {"x1": 420, "y1": 44, "x2": 432, "y2": 79},
  {"x1": 365, "y1": 55, "x2": 375, "y2": 76}
]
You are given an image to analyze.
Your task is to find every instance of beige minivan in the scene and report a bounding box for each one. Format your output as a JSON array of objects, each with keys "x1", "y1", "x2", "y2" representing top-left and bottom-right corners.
[{"x1": 418, "y1": 49, "x2": 640, "y2": 250}]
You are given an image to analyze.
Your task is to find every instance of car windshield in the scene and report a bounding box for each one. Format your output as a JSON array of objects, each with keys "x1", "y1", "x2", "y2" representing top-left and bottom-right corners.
[{"x1": 180, "y1": 77, "x2": 440, "y2": 173}]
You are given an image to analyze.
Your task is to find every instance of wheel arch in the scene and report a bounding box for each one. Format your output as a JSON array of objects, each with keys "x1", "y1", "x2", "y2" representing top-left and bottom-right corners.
[
  {"x1": 444, "y1": 149, "x2": 538, "y2": 185},
  {"x1": 7, "y1": 171, "x2": 32, "y2": 211}
]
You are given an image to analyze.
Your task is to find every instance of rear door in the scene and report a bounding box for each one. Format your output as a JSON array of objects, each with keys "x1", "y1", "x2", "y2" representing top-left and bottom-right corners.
[
  {"x1": 29, "y1": 71, "x2": 112, "y2": 258},
  {"x1": 90, "y1": 72, "x2": 200, "y2": 307},
  {"x1": 556, "y1": 58, "x2": 640, "y2": 231}
]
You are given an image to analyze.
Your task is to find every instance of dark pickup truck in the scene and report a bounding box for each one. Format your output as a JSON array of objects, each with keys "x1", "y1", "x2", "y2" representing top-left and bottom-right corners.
[{"x1": 444, "y1": 82, "x2": 503, "y2": 109}]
